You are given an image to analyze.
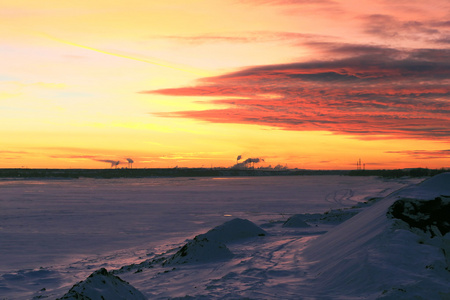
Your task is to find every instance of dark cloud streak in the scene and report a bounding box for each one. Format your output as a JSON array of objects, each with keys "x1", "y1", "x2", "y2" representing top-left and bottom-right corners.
[{"x1": 386, "y1": 149, "x2": 450, "y2": 160}]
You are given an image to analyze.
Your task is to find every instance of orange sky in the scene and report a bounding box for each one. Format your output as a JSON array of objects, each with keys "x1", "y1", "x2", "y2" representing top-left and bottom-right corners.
[{"x1": 1, "y1": 0, "x2": 449, "y2": 169}]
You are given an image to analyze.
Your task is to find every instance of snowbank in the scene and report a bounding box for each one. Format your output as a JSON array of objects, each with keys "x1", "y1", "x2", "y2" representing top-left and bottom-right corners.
[
  {"x1": 303, "y1": 172, "x2": 450, "y2": 299},
  {"x1": 57, "y1": 268, "x2": 146, "y2": 300},
  {"x1": 415, "y1": 172, "x2": 450, "y2": 195},
  {"x1": 400, "y1": 172, "x2": 450, "y2": 199}
]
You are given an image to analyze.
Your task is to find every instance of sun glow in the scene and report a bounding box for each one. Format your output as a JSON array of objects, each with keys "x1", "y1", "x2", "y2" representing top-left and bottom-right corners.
[{"x1": 1, "y1": 0, "x2": 449, "y2": 169}]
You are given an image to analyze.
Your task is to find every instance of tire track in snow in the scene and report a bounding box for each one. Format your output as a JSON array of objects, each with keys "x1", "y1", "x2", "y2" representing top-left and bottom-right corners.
[{"x1": 325, "y1": 189, "x2": 354, "y2": 206}]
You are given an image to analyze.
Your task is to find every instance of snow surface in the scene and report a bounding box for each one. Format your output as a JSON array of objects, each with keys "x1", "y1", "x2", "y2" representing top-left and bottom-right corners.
[{"x1": 2, "y1": 175, "x2": 441, "y2": 299}]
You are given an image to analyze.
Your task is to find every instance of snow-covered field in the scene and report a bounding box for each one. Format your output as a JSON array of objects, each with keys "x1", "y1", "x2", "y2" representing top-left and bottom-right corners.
[{"x1": 1, "y1": 175, "x2": 449, "y2": 299}]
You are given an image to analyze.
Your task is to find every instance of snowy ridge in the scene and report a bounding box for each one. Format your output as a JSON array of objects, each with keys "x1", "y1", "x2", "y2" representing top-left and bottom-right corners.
[
  {"x1": 399, "y1": 172, "x2": 450, "y2": 199},
  {"x1": 303, "y1": 172, "x2": 450, "y2": 299}
]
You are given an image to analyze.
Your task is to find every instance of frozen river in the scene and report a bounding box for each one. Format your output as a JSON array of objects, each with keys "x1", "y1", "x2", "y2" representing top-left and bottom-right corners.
[{"x1": 0, "y1": 175, "x2": 422, "y2": 299}]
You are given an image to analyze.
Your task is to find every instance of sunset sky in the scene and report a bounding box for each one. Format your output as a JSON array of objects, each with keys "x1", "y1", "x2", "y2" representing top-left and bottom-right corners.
[{"x1": 1, "y1": 0, "x2": 449, "y2": 169}]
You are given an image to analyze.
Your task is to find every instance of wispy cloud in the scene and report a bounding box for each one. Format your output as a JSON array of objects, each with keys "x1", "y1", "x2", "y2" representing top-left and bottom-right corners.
[
  {"x1": 237, "y1": 0, "x2": 344, "y2": 15},
  {"x1": 386, "y1": 149, "x2": 450, "y2": 159},
  {"x1": 0, "y1": 150, "x2": 28, "y2": 154},
  {"x1": 147, "y1": 31, "x2": 329, "y2": 45},
  {"x1": 362, "y1": 14, "x2": 450, "y2": 44},
  {"x1": 48, "y1": 151, "x2": 127, "y2": 167},
  {"x1": 144, "y1": 45, "x2": 450, "y2": 140},
  {"x1": 38, "y1": 32, "x2": 209, "y2": 76},
  {"x1": 237, "y1": 0, "x2": 338, "y2": 5}
]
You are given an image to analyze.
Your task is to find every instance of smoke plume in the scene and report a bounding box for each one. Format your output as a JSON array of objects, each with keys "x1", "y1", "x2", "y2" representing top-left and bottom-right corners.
[
  {"x1": 232, "y1": 156, "x2": 264, "y2": 169},
  {"x1": 242, "y1": 158, "x2": 264, "y2": 164},
  {"x1": 96, "y1": 159, "x2": 121, "y2": 168}
]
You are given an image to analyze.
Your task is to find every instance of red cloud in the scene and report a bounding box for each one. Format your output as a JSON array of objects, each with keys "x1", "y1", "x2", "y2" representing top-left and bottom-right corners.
[{"x1": 143, "y1": 46, "x2": 450, "y2": 140}]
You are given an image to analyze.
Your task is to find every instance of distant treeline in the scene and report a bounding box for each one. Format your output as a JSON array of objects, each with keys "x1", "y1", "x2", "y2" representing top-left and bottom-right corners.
[
  {"x1": 0, "y1": 167, "x2": 447, "y2": 179},
  {"x1": 0, "y1": 168, "x2": 346, "y2": 179},
  {"x1": 348, "y1": 168, "x2": 448, "y2": 178}
]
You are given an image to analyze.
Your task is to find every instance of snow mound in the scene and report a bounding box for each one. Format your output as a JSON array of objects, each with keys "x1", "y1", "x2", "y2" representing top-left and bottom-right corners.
[
  {"x1": 57, "y1": 268, "x2": 146, "y2": 300},
  {"x1": 196, "y1": 218, "x2": 267, "y2": 244},
  {"x1": 162, "y1": 218, "x2": 264, "y2": 266},
  {"x1": 282, "y1": 215, "x2": 311, "y2": 228},
  {"x1": 164, "y1": 237, "x2": 234, "y2": 265}
]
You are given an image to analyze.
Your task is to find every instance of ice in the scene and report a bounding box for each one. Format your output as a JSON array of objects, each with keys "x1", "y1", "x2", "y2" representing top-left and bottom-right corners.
[
  {"x1": 1, "y1": 176, "x2": 405, "y2": 273},
  {"x1": 1, "y1": 174, "x2": 438, "y2": 299}
]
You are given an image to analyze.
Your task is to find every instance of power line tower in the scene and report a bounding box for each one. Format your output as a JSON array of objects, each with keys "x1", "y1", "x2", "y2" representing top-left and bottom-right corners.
[{"x1": 357, "y1": 158, "x2": 363, "y2": 170}]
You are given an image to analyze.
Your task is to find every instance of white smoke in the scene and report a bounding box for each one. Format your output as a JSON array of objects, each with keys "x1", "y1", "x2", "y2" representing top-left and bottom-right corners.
[{"x1": 232, "y1": 156, "x2": 265, "y2": 169}]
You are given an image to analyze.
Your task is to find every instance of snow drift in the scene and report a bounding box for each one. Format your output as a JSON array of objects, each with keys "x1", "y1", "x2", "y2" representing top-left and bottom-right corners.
[
  {"x1": 413, "y1": 172, "x2": 450, "y2": 196},
  {"x1": 303, "y1": 173, "x2": 450, "y2": 299}
]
